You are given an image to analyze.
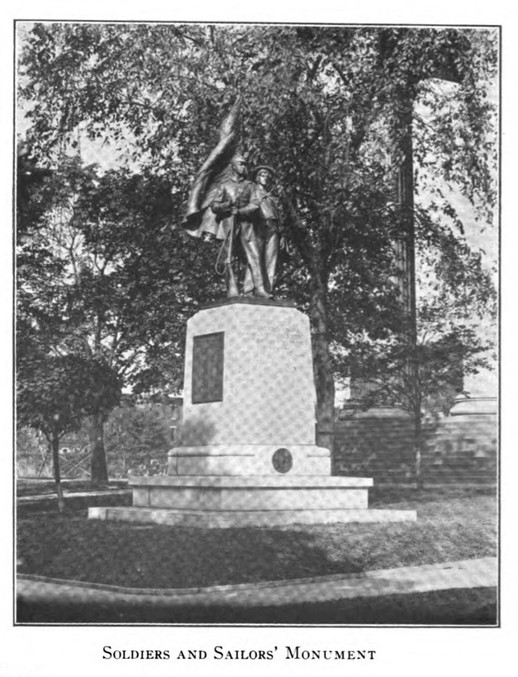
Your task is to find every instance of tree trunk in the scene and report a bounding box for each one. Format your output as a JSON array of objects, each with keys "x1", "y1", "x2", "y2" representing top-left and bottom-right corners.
[
  {"x1": 394, "y1": 93, "x2": 421, "y2": 489},
  {"x1": 89, "y1": 411, "x2": 108, "y2": 484},
  {"x1": 414, "y1": 404, "x2": 424, "y2": 490},
  {"x1": 310, "y1": 272, "x2": 336, "y2": 457},
  {"x1": 284, "y1": 195, "x2": 336, "y2": 459},
  {"x1": 50, "y1": 435, "x2": 65, "y2": 513}
]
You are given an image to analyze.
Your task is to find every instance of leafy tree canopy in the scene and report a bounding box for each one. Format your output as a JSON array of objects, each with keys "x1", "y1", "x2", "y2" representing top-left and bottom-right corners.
[
  {"x1": 17, "y1": 23, "x2": 498, "y2": 427},
  {"x1": 17, "y1": 352, "x2": 121, "y2": 441}
]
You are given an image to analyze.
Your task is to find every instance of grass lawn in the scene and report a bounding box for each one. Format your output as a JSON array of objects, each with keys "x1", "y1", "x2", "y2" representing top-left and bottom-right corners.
[{"x1": 16, "y1": 487, "x2": 497, "y2": 589}]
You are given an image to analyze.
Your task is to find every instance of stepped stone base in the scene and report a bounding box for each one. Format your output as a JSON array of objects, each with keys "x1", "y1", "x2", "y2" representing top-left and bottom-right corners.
[
  {"x1": 89, "y1": 300, "x2": 417, "y2": 528},
  {"x1": 88, "y1": 475, "x2": 416, "y2": 527}
]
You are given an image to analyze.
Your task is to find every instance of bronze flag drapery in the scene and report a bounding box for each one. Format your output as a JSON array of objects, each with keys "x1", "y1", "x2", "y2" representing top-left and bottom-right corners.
[{"x1": 181, "y1": 97, "x2": 242, "y2": 238}]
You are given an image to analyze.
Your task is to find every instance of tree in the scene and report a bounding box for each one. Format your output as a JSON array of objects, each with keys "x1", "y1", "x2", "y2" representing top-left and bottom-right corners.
[
  {"x1": 365, "y1": 28, "x2": 498, "y2": 483},
  {"x1": 344, "y1": 211, "x2": 497, "y2": 486},
  {"x1": 17, "y1": 152, "x2": 220, "y2": 481},
  {"x1": 18, "y1": 24, "x2": 498, "y2": 451},
  {"x1": 17, "y1": 353, "x2": 120, "y2": 510}
]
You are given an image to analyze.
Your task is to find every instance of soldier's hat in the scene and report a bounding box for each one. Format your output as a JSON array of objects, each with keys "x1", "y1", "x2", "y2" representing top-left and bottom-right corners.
[
  {"x1": 253, "y1": 165, "x2": 275, "y2": 179},
  {"x1": 232, "y1": 151, "x2": 248, "y2": 163}
]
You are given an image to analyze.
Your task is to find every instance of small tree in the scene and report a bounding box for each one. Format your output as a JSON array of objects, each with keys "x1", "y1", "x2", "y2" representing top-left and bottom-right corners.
[
  {"x1": 353, "y1": 330, "x2": 492, "y2": 487},
  {"x1": 16, "y1": 148, "x2": 219, "y2": 481},
  {"x1": 17, "y1": 354, "x2": 120, "y2": 510},
  {"x1": 348, "y1": 227, "x2": 496, "y2": 488}
]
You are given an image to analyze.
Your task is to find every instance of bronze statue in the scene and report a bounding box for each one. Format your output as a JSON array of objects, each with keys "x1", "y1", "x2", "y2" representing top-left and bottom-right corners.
[
  {"x1": 181, "y1": 99, "x2": 281, "y2": 298},
  {"x1": 243, "y1": 165, "x2": 280, "y2": 296}
]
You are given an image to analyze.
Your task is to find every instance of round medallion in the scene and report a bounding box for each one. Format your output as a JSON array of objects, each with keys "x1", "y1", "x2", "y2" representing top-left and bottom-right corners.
[{"x1": 272, "y1": 448, "x2": 293, "y2": 474}]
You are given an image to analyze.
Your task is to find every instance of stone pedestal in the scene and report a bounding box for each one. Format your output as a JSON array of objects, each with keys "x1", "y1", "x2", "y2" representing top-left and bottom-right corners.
[
  {"x1": 90, "y1": 298, "x2": 416, "y2": 526},
  {"x1": 169, "y1": 298, "x2": 330, "y2": 476}
]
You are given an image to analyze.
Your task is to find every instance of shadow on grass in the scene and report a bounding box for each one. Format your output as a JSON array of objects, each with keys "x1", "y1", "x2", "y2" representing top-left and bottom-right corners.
[
  {"x1": 17, "y1": 512, "x2": 362, "y2": 588},
  {"x1": 17, "y1": 484, "x2": 497, "y2": 590},
  {"x1": 16, "y1": 486, "x2": 498, "y2": 625}
]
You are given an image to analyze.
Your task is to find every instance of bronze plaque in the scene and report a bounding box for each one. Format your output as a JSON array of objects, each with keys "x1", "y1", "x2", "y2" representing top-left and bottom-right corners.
[
  {"x1": 272, "y1": 448, "x2": 293, "y2": 474},
  {"x1": 192, "y1": 332, "x2": 224, "y2": 403}
]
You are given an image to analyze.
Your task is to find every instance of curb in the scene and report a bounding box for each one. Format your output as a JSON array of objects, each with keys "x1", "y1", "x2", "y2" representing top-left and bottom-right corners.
[
  {"x1": 17, "y1": 490, "x2": 131, "y2": 503},
  {"x1": 17, "y1": 557, "x2": 497, "y2": 609}
]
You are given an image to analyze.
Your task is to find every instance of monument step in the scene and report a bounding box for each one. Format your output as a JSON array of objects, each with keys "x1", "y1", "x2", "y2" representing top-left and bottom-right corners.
[
  {"x1": 129, "y1": 474, "x2": 374, "y2": 512},
  {"x1": 89, "y1": 506, "x2": 417, "y2": 528},
  {"x1": 129, "y1": 475, "x2": 373, "y2": 488}
]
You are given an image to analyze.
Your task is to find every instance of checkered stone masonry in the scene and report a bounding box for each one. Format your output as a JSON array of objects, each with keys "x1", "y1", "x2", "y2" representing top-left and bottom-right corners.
[
  {"x1": 165, "y1": 299, "x2": 331, "y2": 477},
  {"x1": 181, "y1": 302, "x2": 317, "y2": 447}
]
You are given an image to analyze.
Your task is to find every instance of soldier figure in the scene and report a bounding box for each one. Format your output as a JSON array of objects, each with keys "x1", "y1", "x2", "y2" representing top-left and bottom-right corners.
[
  {"x1": 210, "y1": 155, "x2": 273, "y2": 298},
  {"x1": 181, "y1": 99, "x2": 282, "y2": 298},
  {"x1": 243, "y1": 165, "x2": 280, "y2": 296}
]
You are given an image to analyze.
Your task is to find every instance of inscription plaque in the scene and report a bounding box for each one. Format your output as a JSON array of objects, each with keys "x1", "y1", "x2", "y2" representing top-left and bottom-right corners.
[{"x1": 192, "y1": 332, "x2": 224, "y2": 403}]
